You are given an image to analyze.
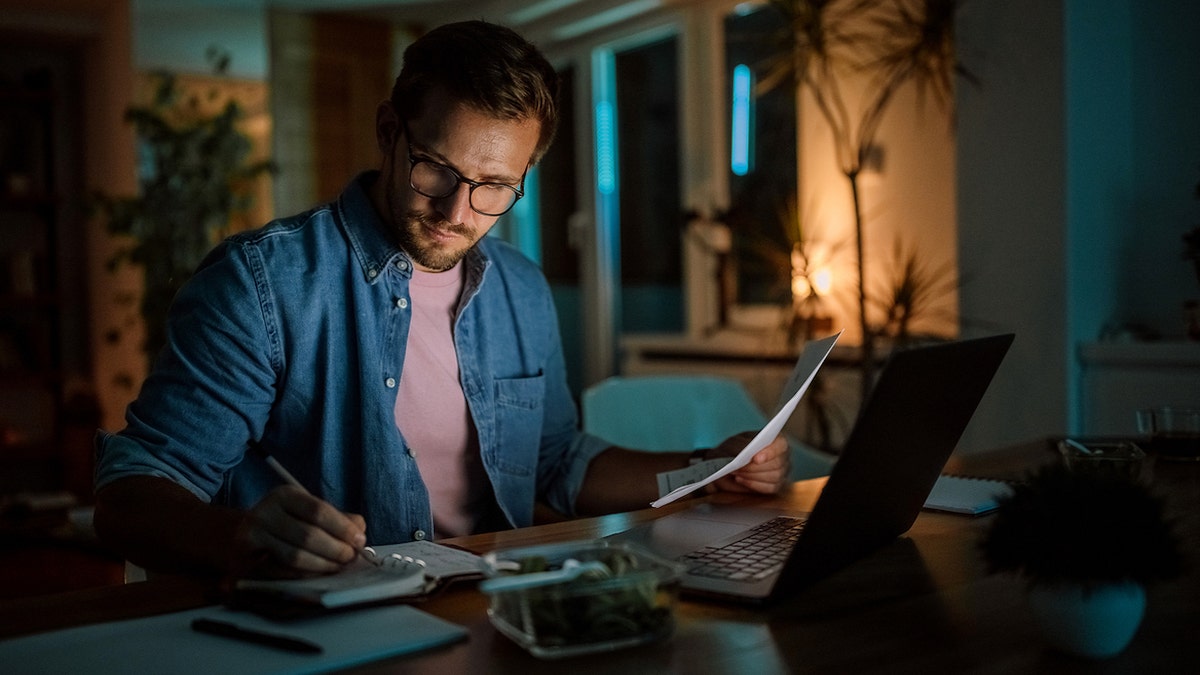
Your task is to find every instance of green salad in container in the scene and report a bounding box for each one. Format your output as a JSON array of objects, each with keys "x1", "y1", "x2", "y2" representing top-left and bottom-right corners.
[{"x1": 480, "y1": 539, "x2": 685, "y2": 658}]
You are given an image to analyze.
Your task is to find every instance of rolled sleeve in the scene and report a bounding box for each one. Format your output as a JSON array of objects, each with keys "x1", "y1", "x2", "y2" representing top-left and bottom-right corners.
[
  {"x1": 540, "y1": 431, "x2": 612, "y2": 517},
  {"x1": 94, "y1": 241, "x2": 279, "y2": 501}
]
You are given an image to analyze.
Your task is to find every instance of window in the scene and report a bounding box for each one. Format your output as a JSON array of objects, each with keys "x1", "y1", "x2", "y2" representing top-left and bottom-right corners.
[{"x1": 724, "y1": 4, "x2": 797, "y2": 306}]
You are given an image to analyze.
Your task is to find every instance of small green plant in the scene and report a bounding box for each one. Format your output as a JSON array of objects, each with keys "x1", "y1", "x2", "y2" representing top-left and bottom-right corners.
[{"x1": 979, "y1": 463, "x2": 1184, "y2": 590}]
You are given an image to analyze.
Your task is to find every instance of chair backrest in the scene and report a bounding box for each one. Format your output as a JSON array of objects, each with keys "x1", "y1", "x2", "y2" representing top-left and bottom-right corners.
[{"x1": 582, "y1": 375, "x2": 769, "y2": 451}]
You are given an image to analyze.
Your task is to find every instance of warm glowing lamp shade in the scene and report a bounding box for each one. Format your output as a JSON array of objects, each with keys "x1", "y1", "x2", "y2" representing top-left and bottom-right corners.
[{"x1": 812, "y1": 268, "x2": 832, "y2": 295}]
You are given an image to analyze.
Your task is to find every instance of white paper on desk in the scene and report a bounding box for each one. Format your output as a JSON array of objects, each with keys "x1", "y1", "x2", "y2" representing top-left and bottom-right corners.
[
  {"x1": 0, "y1": 604, "x2": 466, "y2": 675},
  {"x1": 650, "y1": 331, "x2": 842, "y2": 508}
]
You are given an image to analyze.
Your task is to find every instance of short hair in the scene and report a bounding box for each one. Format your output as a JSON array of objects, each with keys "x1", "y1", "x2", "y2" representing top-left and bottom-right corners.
[{"x1": 390, "y1": 20, "x2": 559, "y2": 165}]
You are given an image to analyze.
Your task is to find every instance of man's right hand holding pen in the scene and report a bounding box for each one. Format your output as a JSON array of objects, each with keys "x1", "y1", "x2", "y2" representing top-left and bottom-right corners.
[{"x1": 231, "y1": 484, "x2": 368, "y2": 578}]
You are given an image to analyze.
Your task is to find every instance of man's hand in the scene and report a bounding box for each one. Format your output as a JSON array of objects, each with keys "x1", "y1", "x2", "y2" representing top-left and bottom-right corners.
[
  {"x1": 705, "y1": 432, "x2": 791, "y2": 495},
  {"x1": 231, "y1": 486, "x2": 367, "y2": 578},
  {"x1": 93, "y1": 475, "x2": 367, "y2": 579},
  {"x1": 575, "y1": 434, "x2": 793, "y2": 515}
]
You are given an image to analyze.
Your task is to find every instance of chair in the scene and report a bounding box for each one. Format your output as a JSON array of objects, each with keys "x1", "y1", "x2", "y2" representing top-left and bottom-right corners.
[{"x1": 581, "y1": 374, "x2": 834, "y2": 481}]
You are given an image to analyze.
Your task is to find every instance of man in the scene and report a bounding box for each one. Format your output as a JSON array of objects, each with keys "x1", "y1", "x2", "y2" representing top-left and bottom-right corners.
[{"x1": 93, "y1": 20, "x2": 789, "y2": 579}]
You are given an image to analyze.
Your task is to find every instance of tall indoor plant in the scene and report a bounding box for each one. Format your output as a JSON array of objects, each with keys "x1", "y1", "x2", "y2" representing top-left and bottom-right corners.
[
  {"x1": 758, "y1": 0, "x2": 973, "y2": 398},
  {"x1": 95, "y1": 49, "x2": 274, "y2": 369}
]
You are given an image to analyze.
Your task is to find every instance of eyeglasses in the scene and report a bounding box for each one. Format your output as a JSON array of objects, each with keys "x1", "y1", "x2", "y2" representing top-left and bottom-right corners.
[{"x1": 402, "y1": 123, "x2": 525, "y2": 217}]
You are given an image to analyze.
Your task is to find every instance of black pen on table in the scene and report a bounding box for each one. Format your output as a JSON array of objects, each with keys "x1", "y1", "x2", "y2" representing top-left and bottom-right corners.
[
  {"x1": 191, "y1": 617, "x2": 323, "y2": 654},
  {"x1": 257, "y1": 448, "x2": 374, "y2": 565}
]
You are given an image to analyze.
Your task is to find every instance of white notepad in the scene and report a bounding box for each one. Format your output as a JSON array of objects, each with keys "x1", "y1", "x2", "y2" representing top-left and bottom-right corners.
[
  {"x1": 923, "y1": 474, "x2": 1013, "y2": 515},
  {"x1": 0, "y1": 604, "x2": 467, "y2": 675}
]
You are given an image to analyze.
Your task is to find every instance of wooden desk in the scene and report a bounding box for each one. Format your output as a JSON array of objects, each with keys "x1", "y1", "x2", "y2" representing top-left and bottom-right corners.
[{"x1": 2, "y1": 439, "x2": 1197, "y2": 672}]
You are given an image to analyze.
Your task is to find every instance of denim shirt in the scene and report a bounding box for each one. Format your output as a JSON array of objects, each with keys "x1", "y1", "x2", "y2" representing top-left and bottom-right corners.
[{"x1": 95, "y1": 172, "x2": 611, "y2": 544}]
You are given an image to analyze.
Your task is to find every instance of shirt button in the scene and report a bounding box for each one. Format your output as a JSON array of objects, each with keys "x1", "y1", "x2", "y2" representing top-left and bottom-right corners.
[
  {"x1": 395, "y1": 297, "x2": 408, "y2": 309},
  {"x1": 407, "y1": 447, "x2": 416, "y2": 458},
  {"x1": 396, "y1": 259, "x2": 409, "y2": 271},
  {"x1": 385, "y1": 377, "x2": 396, "y2": 388},
  {"x1": 367, "y1": 267, "x2": 378, "y2": 279},
  {"x1": 413, "y1": 530, "x2": 426, "y2": 541}
]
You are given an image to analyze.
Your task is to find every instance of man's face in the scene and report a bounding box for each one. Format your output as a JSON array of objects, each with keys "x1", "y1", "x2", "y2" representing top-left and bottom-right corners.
[{"x1": 374, "y1": 89, "x2": 541, "y2": 272}]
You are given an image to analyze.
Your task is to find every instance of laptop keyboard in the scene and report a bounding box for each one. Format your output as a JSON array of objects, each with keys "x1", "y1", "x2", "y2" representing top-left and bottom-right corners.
[{"x1": 679, "y1": 515, "x2": 806, "y2": 582}]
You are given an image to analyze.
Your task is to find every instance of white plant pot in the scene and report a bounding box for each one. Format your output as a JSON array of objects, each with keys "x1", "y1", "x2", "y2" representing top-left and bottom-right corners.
[{"x1": 1026, "y1": 581, "x2": 1146, "y2": 659}]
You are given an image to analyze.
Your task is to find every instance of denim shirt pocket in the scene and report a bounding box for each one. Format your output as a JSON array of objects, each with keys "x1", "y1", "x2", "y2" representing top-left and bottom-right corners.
[{"x1": 491, "y1": 374, "x2": 545, "y2": 477}]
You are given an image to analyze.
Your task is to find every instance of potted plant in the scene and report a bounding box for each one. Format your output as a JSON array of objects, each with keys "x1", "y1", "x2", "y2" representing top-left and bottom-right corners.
[
  {"x1": 979, "y1": 462, "x2": 1184, "y2": 659},
  {"x1": 94, "y1": 48, "x2": 275, "y2": 370}
]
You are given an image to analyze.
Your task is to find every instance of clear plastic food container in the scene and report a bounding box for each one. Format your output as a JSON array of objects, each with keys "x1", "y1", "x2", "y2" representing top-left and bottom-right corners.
[{"x1": 479, "y1": 539, "x2": 685, "y2": 658}]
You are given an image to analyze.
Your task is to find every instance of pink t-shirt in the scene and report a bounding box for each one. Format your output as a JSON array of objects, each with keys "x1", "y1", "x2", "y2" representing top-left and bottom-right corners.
[{"x1": 394, "y1": 263, "x2": 489, "y2": 538}]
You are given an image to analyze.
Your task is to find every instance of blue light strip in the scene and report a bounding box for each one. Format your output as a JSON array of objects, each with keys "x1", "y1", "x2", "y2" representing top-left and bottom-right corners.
[
  {"x1": 595, "y1": 100, "x2": 616, "y2": 194},
  {"x1": 731, "y1": 63, "x2": 752, "y2": 176},
  {"x1": 508, "y1": 165, "x2": 541, "y2": 264}
]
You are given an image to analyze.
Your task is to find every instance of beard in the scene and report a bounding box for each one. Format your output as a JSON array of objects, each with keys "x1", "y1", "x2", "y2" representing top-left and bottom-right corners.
[
  {"x1": 394, "y1": 211, "x2": 477, "y2": 272},
  {"x1": 384, "y1": 175, "x2": 479, "y2": 272}
]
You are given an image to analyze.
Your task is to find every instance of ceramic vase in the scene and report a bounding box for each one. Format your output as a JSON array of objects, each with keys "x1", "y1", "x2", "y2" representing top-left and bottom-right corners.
[{"x1": 1026, "y1": 581, "x2": 1146, "y2": 659}]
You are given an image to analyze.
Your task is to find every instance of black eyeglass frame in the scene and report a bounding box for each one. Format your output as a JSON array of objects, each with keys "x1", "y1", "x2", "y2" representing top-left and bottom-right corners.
[{"x1": 401, "y1": 122, "x2": 527, "y2": 217}]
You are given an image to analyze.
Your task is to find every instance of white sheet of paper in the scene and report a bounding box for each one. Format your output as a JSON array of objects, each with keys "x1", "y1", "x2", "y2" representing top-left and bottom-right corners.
[
  {"x1": 655, "y1": 457, "x2": 732, "y2": 496},
  {"x1": 650, "y1": 331, "x2": 842, "y2": 507},
  {"x1": 0, "y1": 604, "x2": 466, "y2": 675}
]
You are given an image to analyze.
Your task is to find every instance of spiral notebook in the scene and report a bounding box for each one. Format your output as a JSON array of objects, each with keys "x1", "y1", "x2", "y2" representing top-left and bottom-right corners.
[
  {"x1": 923, "y1": 474, "x2": 1013, "y2": 515},
  {"x1": 233, "y1": 540, "x2": 484, "y2": 609}
]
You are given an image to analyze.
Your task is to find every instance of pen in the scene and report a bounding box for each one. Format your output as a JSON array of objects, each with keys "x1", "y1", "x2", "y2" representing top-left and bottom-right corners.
[
  {"x1": 262, "y1": 452, "x2": 307, "y2": 490},
  {"x1": 257, "y1": 448, "x2": 374, "y2": 565},
  {"x1": 191, "y1": 618, "x2": 323, "y2": 654}
]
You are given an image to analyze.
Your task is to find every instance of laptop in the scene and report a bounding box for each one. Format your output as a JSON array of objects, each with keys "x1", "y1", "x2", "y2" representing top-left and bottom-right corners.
[{"x1": 607, "y1": 333, "x2": 1014, "y2": 605}]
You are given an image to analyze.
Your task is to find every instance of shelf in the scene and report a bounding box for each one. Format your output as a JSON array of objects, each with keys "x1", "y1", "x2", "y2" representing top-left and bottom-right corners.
[
  {"x1": 1, "y1": 55, "x2": 91, "y2": 504},
  {"x1": 0, "y1": 293, "x2": 62, "y2": 310},
  {"x1": 1079, "y1": 341, "x2": 1200, "y2": 368},
  {"x1": 0, "y1": 88, "x2": 55, "y2": 105},
  {"x1": 1079, "y1": 341, "x2": 1200, "y2": 436},
  {"x1": 0, "y1": 193, "x2": 58, "y2": 209},
  {"x1": 0, "y1": 370, "x2": 65, "y2": 386},
  {"x1": 0, "y1": 440, "x2": 60, "y2": 462}
]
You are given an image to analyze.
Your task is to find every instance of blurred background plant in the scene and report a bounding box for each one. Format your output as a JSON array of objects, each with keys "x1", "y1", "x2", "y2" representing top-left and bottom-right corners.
[
  {"x1": 93, "y1": 48, "x2": 275, "y2": 373},
  {"x1": 870, "y1": 237, "x2": 958, "y2": 346},
  {"x1": 758, "y1": 0, "x2": 974, "y2": 399}
]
